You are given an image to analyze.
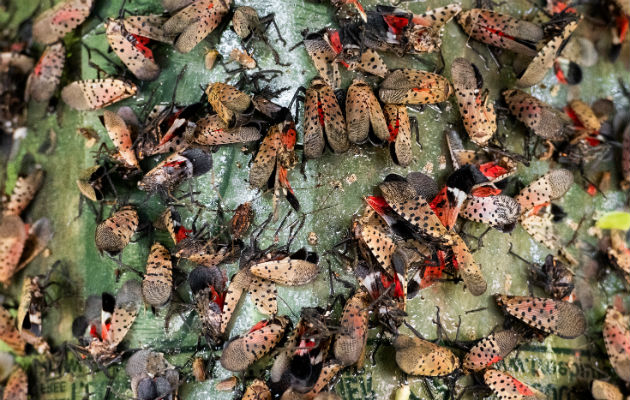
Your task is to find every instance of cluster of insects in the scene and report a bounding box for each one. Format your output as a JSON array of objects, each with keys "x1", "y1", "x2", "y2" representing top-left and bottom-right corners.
[{"x1": 0, "y1": 0, "x2": 629, "y2": 399}]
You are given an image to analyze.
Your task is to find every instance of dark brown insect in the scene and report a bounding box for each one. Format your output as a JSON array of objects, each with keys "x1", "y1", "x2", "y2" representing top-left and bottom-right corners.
[
  {"x1": 137, "y1": 149, "x2": 213, "y2": 195},
  {"x1": 232, "y1": 6, "x2": 286, "y2": 66},
  {"x1": 379, "y1": 69, "x2": 453, "y2": 105},
  {"x1": 95, "y1": 206, "x2": 139, "y2": 256},
  {"x1": 304, "y1": 76, "x2": 349, "y2": 158},
  {"x1": 163, "y1": 0, "x2": 231, "y2": 53},
  {"x1": 188, "y1": 266, "x2": 227, "y2": 343},
  {"x1": 527, "y1": 255, "x2": 574, "y2": 300},
  {"x1": 142, "y1": 243, "x2": 173, "y2": 308},
  {"x1": 125, "y1": 349, "x2": 179, "y2": 400},
  {"x1": 494, "y1": 294, "x2": 586, "y2": 339},
  {"x1": 230, "y1": 202, "x2": 254, "y2": 240},
  {"x1": 220, "y1": 316, "x2": 289, "y2": 372},
  {"x1": 76, "y1": 165, "x2": 108, "y2": 202}
]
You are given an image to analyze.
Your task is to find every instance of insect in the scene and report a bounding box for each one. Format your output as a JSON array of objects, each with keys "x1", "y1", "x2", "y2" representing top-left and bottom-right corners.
[
  {"x1": 303, "y1": 30, "x2": 340, "y2": 88},
  {"x1": 591, "y1": 379, "x2": 623, "y2": 400},
  {"x1": 383, "y1": 103, "x2": 415, "y2": 167},
  {"x1": 249, "y1": 248, "x2": 320, "y2": 286},
  {"x1": 105, "y1": 18, "x2": 161, "y2": 81},
  {"x1": 462, "y1": 329, "x2": 522, "y2": 372},
  {"x1": 451, "y1": 58, "x2": 496, "y2": 147},
  {"x1": 603, "y1": 307, "x2": 630, "y2": 382},
  {"x1": 503, "y1": 89, "x2": 571, "y2": 141},
  {"x1": 606, "y1": 229, "x2": 630, "y2": 284},
  {"x1": 220, "y1": 316, "x2": 290, "y2": 372},
  {"x1": 76, "y1": 166, "x2": 110, "y2": 202},
  {"x1": 2, "y1": 164, "x2": 44, "y2": 217},
  {"x1": 566, "y1": 99, "x2": 601, "y2": 135},
  {"x1": 16, "y1": 272, "x2": 58, "y2": 354},
  {"x1": 102, "y1": 110, "x2": 140, "y2": 170},
  {"x1": 125, "y1": 349, "x2": 179, "y2": 400},
  {"x1": 32, "y1": 0, "x2": 94, "y2": 45},
  {"x1": 137, "y1": 102, "x2": 199, "y2": 159},
  {"x1": 393, "y1": 333, "x2": 460, "y2": 376},
  {"x1": 516, "y1": 169, "x2": 574, "y2": 215},
  {"x1": 333, "y1": 290, "x2": 369, "y2": 367},
  {"x1": 188, "y1": 266, "x2": 227, "y2": 343},
  {"x1": 346, "y1": 78, "x2": 388, "y2": 145},
  {"x1": 94, "y1": 206, "x2": 138, "y2": 256},
  {"x1": 303, "y1": 76, "x2": 349, "y2": 158},
  {"x1": 25, "y1": 42, "x2": 65, "y2": 102},
  {"x1": 142, "y1": 243, "x2": 173, "y2": 308},
  {"x1": 249, "y1": 117, "x2": 300, "y2": 212},
  {"x1": 163, "y1": 0, "x2": 232, "y2": 53},
  {"x1": 456, "y1": 9, "x2": 543, "y2": 56},
  {"x1": 484, "y1": 369, "x2": 546, "y2": 400},
  {"x1": 242, "y1": 379, "x2": 271, "y2": 400},
  {"x1": 517, "y1": 19, "x2": 580, "y2": 88},
  {"x1": 230, "y1": 202, "x2": 254, "y2": 240},
  {"x1": 379, "y1": 69, "x2": 453, "y2": 105},
  {"x1": 205, "y1": 82, "x2": 252, "y2": 126},
  {"x1": 2, "y1": 367, "x2": 27, "y2": 400},
  {"x1": 232, "y1": 6, "x2": 286, "y2": 66},
  {"x1": 524, "y1": 253, "x2": 575, "y2": 300},
  {"x1": 0, "y1": 306, "x2": 26, "y2": 355},
  {"x1": 138, "y1": 148, "x2": 213, "y2": 195},
  {"x1": 70, "y1": 280, "x2": 142, "y2": 367},
  {"x1": 230, "y1": 48, "x2": 257, "y2": 69},
  {"x1": 459, "y1": 194, "x2": 521, "y2": 233},
  {"x1": 61, "y1": 79, "x2": 137, "y2": 111},
  {"x1": 494, "y1": 294, "x2": 586, "y2": 339}
]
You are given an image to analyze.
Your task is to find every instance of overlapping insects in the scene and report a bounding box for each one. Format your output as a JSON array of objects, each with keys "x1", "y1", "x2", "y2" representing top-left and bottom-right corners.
[{"x1": 1, "y1": 0, "x2": 629, "y2": 398}]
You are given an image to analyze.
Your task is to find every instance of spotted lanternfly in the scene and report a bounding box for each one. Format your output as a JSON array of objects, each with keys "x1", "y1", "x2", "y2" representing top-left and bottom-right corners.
[
  {"x1": 303, "y1": 30, "x2": 340, "y2": 88},
  {"x1": 191, "y1": 113, "x2": 261, "y2": 146},
  {"x1": 379, "y1": 69, "x2": 453, "y2": 105},
  {"x1": 354, "y1": 205, "x2": 396, "y2": 275},
  {"x1": 250, "y1": 248, "x2": 319, "y2": 286},
  {"x1": 138, "y1": 148, "x2": 213, "y2": 194},
  {"x1": 205, "y1": 82, "x2": 252, "y2": 126},
  {"x1": 162, "y1": 0, "x2": 194, "y2": 13},
  {"x1": 516, "y1": 169, "x2": 574, "y2": 215},
  {"x1": 0, "y1": 52, "x2": 33, "y2": 75},
  {"x1": 456, "y1": 9, "x2": 544, "y2": 56},
  {"x1": 94, "y1": 206, "x2": 138, "y2": 256},
  {"x1": 503, "y1": 89, "x2": 570, "y2": 141},
  {"x1": 517, "y1": 19, "x2": 580, "y2": 88},
  {"x1": 592, "y1": 379, "x2": 623, "y2": 400},
  {"x1": 452, "y1": 235, "x2": 487, "y2": 296},
  {"x1": 155, "y1": 207, "x2": 190, "y2": 244},
  {"x1": 298, "y1": 360, "x2": 343, "y2": 398},
  {"x1": 242, "y1": 379, "x2": 271, "y2": 400},
  {"x1": 603, "y1": 307, "x2": 630, "y2": 382},
  {"x1": 103, "y1": 110, "x2": 140, "y2": 170},
  {"x1": 2, "y1": 165, "x2": 44, "y2": 217},
  {"x1": 220, "y1": 316, "x2": 289, "y2": 372},
  {"x1": 0, "y1": 215, "x2": 27, "y2": 287},
  {"x1": 494, "y1": 294, "x2": 586, "y2": 339},
  {"x1": 451, "y1": 58, "x2": 496, "y2": 146},
  {"x1": 383, "y1": 104, "x2": 413, "y2": 167},
  {"x1": 105, "y1": 19, "x2": 160, "y2": 81},
  {"x1": 403, "y1": 4, "x2": 462, "y2": 53},
  {"x1": 230, "y1": 202, "x2": 254, "y2": 240},
  {"x1": 378, "y1": 177, "x2": 455, "y2": 246},
  {"x1": 137, "y1": 103, "x2": 200, "y2": 159},
  {"x1": 393, "y1": 240, "x2": 433, "y2": 297},
  {"x1": 122, "y1": 15, "x2": 176, "y2": 44},
  {"x1": 2, "y1": 367, "x2": 27, "y2": 400},
  {"x1": 71, "y1": 280, "x2": 142, "y2": 366},
  {"x1": 393, "y1": 334, "x2": 459, "y2": 376},
  {"x1": 163, "y1": 0, "x2": 232, "y2": 53},
  {"x1": 126, "y1": 349, "x2": 179, "y2": 400},
  {"x1": 346, "y1": 79, "x2": 389, "y2": 144},
  {"x1": 0, "y1": 306, "x2": 26, "y2": 355},
  {"x1": 25, "y1": 42, "x2": 65, "y2": 102},
  {"x1": 445, "y1": 128, "x2": 477, "y2": 168},
  {"x1": 304, "y1": 76, "x2": 349, "y2": 158},
  {"x1": 141, "y1": 243, "x2": 173, "y2": 308},
  {"x1": 566, "y1": 99, "x2": 601, "y2": 134},
  {"x1": 527, "y1": 254, "x2": 574, "y2": 300},
  {"x1": 459, "y1": 195, "x2": 520, "y2": 232},
  {"x1": 333, "y1": 290, "x2": 369, "y2": 367},
  {"x1": 176, "y1": 237, "x2": 239, "y2": 267},
  {"x1": 61, "y1": 79, "x2": 137, "y2": 111},
  {"x1": 188, "y1": 266, "x2": 227, "y2": 343},
  {"x1": 463, "y1": 329, "x2": 522, "y2": 372},
  {"x1": 249, "y1": 119, "x2": 300, "y2": 212},
  {"x1": 329, "y1": 0, "x2": 367, "y2": 22},
  {"x1": 319, "y1": 28, "x2": 387, "y2": 78},
  {"x1": 484, "y1": 369, "x2": 546, "y2": 400},
  {"x1": 17, "y1": 275, "x2": 51, "y2": 354},
  {"x1": 607, "y1": 229, "x2": 630, "y2": 284},
  {"x1": 32, "y1": 0, "x2": 94, "y2": 45},
  {"x1": 192, "y1": 357, "x2": 207, "y2": 382}
]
